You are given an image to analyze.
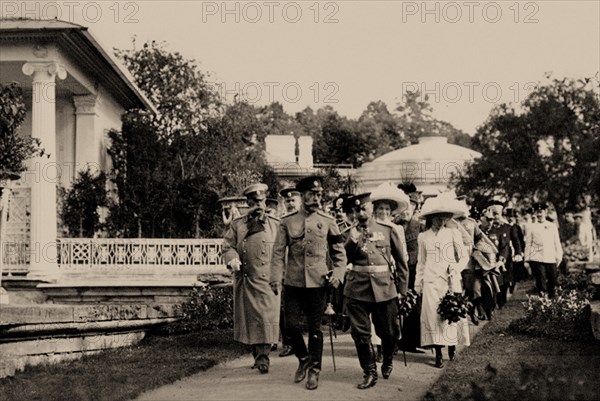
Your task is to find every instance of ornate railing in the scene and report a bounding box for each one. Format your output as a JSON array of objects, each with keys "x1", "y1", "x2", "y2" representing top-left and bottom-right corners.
[
  {"x1": 58, "y1": 238, "x2": 224, "y2": 269},
  {"x1": 2, "y1": 238, "x2": 225, "y2": 273}
]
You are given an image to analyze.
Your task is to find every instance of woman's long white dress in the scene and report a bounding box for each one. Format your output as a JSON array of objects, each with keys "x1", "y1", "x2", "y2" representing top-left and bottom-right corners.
[{"x1": 415, "y1": 226, "x2": 470, "y2": 347}]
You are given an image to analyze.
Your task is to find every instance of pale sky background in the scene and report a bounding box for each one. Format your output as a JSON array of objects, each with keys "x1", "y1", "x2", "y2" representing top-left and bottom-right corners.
[{"x1": 11, "y1": 0, "x2": 599, "y2": 134}]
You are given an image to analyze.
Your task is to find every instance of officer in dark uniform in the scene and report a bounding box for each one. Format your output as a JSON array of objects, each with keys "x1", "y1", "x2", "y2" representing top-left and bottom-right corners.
[
  {"x1": 395, "y1": 189, "x2": 423, "y2": 352},
  {"x1": 222, "y1": 183, "x2": 281, "y2": 374},
  {"x1": 270, "y1": 176, "x2": 347, "y2": 391},
  {"x1": 277, "y1": 187, "x2": 302, "y2": 358},
  {"x1": 487, "y1": 200, "x2": 521, "y2": 309},
  {"x1": 344, "y1": 193, "x2": 409, "y2": 389}
]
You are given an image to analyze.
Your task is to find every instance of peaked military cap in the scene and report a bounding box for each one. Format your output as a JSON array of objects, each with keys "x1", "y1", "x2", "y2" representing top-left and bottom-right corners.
[
  {"x1": 243, "y1": 183, "x2": 268, "y2": 201},
  {"x1": 351, "y1": 192, "x2": 372, "y2": 208},
  {"x1": 342, "y1": 195, "x2": 357, "y2": 213},
  {"x1": 333, "y1": 193, "x2": 353, "y2": 212},
  {"x1": 296, "y1": 175, "x2": 324, "y2": 193},
  {"x1": 280, "y1": 187, "x2": 301, "y2": 199},
  {"x1": 532, "y1": 202, "x2": 548, "y2": 211}
]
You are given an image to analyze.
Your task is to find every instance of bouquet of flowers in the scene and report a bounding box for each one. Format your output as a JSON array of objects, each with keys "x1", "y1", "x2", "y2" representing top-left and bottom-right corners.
[
  {"x1": 398, "y1": 289, "x2": 419, "y2": 317},
  {"x1": 437, "y1": 293, "x2": 471, "y2": 324}
]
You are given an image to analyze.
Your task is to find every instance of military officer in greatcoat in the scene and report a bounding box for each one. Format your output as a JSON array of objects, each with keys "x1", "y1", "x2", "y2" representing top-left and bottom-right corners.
[
  {"x1": 344, "y1": 193, "x2": 409, "y2": 389},
  {"x1": 270, "y1": 176, "x2": 347, "y2": 391},
  {"x1": 222, "y1": 183, "x2": 281, "y2": 374}
]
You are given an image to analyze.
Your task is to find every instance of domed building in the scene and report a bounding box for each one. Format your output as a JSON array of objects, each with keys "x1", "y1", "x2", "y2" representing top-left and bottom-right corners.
[{"x1": 355, "y1": 136, "x2": 481, "y2": 196}]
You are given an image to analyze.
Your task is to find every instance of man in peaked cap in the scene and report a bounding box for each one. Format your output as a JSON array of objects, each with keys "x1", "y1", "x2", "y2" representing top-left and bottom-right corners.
[
  {"x1": 270, "y1": 175, "x2": 347, "y2": 390},
  {"x1": 276, "y1": 187, "x2": 302, "y2": 358},
  {"x1": 222, "y1": 183, "x2": 281, "y2": 374},
  {"x1": 343, "y1": 193, "x2": 409, "y2": 389},
  {"x1": 280, "y1": 187, "x2": 301, "y2": 215}
]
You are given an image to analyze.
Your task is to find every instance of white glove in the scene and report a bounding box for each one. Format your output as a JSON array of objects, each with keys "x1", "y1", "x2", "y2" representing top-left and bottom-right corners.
[{"x1": 229, "y1": 258, "x2": 241, "y2": 272}]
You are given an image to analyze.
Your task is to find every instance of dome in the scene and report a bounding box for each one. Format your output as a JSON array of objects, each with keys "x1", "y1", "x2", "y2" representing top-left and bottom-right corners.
[{"x1": 355, "y1": 136, "x2": 481, "y2": 196}]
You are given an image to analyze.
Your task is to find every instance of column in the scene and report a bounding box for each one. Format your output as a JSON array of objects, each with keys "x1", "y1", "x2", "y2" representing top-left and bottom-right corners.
[
  {"x1": 22, "y1": 61, "x2": 66, "y2": 281},
  {"x1": 0, "y1": 187, "x2": 10, "y2": 303},
  {"x1": 73, "y1": 95, "x2": 100, "y2": 174}
]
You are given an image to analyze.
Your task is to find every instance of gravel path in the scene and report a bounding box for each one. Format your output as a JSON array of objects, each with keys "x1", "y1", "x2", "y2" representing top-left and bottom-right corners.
[{"x1": 136, "y1": 322, "x2": 483, "y2": 401}]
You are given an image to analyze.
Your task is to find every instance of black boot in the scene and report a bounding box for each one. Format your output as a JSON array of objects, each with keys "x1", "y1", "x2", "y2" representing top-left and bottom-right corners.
[
  {"x1": 305, "y1": 331, "x2": 323, "y2": 390},
  {"x1": 294, "y1": 356, "x2": 310, "y2": 383},
  {"x1": 381, "y1": 337, "x2": 395, "y2": 379},
  {"x1": 434, "y1": 346, "x2": 444, "y2": 368},
  {"x1": 381, "y1": 356, "x2": 393, "y2": 379},
  {"x1": 375, "y1": 345, "x2": 383, "y2": 363},
  {"x1": 448, "y1": 345, "x2": 456, "y2": 361},
  {"x1": 356, "y1": 343, "x2": 377, "y2": 389}
]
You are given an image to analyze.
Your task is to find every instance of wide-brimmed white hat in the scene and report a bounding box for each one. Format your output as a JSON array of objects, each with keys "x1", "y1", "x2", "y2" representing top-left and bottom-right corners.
[
  {"x1": 419, "y1": 192, "x2": 466, "y2": 219},
  {"x1": 370, "y1": 182, "x2": 410, "y2": 213}
]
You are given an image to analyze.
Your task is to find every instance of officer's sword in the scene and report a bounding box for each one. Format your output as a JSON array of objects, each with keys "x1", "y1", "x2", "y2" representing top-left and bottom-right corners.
[{"x1": 325, "y1": 272, "x2": 337, "y2": 372}]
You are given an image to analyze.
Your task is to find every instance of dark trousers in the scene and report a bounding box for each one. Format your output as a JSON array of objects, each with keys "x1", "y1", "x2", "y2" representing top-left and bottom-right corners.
[
  {"x1": 530, "y1": 261, "x2": 557, "y2": 297},
  {"x1": 345, "y1": 297, "x2": 399, "y2": 360},
  {"x1": 284, "y1": 285, "x2": 327, "y2": 369},
  {"x1": 279, "y1": 286, "x2": 292, "y2": 346}
]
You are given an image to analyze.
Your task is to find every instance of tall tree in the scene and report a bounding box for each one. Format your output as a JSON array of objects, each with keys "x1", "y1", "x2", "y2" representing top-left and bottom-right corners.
[{"x1": 456, "y1": 77, "x2": 600, "y2": 212}]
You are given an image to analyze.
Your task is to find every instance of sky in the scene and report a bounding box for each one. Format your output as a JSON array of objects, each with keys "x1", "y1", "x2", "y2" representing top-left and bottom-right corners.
[{"x1": 6, "y1": 0, "x2": 599, "y2": 134}]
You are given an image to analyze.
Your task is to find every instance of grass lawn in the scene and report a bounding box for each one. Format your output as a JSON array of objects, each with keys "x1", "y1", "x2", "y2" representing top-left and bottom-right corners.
[
  {"x1": 0, "y1": 329, "x2": 249, "y2": 401},
  {"x1": 424, "y1": 280, "x2": 600, "y2": 401}
]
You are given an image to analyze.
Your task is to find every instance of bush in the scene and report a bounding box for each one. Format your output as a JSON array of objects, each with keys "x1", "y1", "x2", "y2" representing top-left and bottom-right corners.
[
  {"x1": 509, "y1": 288, "x2": 593, "y2": 342},
  {"x1": 557, "y1": 270, "x2": 600, "y2": 301},
  {"x1": 161, "y1": 285, "x2": 234, "y2": 334}
]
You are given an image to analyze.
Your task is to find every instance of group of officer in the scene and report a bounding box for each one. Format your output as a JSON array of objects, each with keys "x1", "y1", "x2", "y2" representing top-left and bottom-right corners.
[
  {"x1": 222, "y1": 176, "x2": 410, "y2": 390},
  {"x1": 221, "y1": 174, "x2": 559, "y2": 390}
]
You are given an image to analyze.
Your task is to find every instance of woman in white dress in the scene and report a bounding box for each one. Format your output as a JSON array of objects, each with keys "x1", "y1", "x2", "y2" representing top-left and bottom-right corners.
[{"x1": 415, "y1": 196, "x2": 465, "y2": 368}]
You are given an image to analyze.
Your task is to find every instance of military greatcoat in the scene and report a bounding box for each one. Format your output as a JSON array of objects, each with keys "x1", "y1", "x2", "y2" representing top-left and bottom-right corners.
[{"x1": 222, "y1": 214, "x2": 281, "y2": 345}]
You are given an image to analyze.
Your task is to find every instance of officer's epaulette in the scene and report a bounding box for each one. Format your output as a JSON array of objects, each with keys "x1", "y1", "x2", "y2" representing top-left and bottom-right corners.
[
  {"x1": 316, "y1": 210, "x2": 335, "y2": 220},
  {"x1": 281, "y1": 210, "x2": 298, "y2": 219}
]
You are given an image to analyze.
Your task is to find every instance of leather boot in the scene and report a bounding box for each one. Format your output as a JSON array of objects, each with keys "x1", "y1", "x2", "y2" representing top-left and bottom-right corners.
[
  {"x1": 305, "y1": 331, "x2": 323, "y2": 390},
  {"x1": 294, "y1": 356, "x2": 310, "y2": 383},
  {"x1": 381, "y1": 337, "x2": 395, "y2": 379},
  {"x1": 305, "y1": 365, "x2": 320, "y2": 390},
  {"x1": 381, "y1": 356, "x2": 393, "y2": 379},
  {"x1": 356, "y1": 343, "x2": 377, "y2": 389}
]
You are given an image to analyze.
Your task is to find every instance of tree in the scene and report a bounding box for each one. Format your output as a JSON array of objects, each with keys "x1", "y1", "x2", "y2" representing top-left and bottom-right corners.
[
  {"x1": 0, "y1": 83, "x2": 43, "y2": 178},
  {"x1": 60, "y1": 169, "x2": 108, "y2": 237},
  {"x1": 456, "y1": 77, "x2": 600, "y2": 212},
  {"x1": 395, "y1": 91, "x2": 471, "y2": 147}
]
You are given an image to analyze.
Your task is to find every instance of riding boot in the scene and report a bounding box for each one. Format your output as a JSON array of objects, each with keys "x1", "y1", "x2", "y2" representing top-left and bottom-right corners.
[
  {"x1": 294, "y1": 356, "x2": 311, "y2": 383},
  {"x1": 305, "y1": 331, "x2": 323, "y2": 390},
  {"x1": 381, "y1": 337, "x2": 395, "y2": 379},
  {"x1": 356, "y1": 342, "x2": 378, "y2": 389}
]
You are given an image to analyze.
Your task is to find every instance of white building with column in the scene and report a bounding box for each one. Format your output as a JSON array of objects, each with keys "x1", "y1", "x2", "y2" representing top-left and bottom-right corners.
[{"x1": 0, "y1": 19, "x2": 155, "y2": 283}]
